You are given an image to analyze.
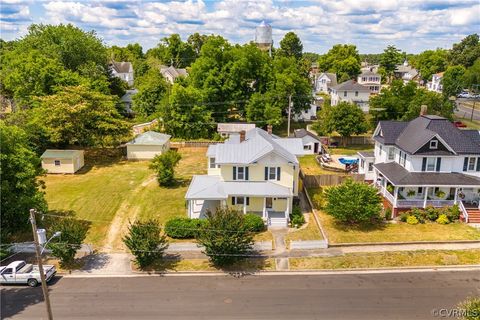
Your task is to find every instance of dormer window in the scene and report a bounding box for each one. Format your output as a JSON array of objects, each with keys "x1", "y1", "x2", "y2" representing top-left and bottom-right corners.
[{"x1": 430, "y1": 140, "x2": 438, "y2": 149}]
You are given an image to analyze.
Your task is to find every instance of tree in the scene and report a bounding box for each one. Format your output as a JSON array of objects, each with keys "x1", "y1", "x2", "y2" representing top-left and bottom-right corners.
[
  {"x1": 133, "y1": 69, "x2": 169, "y2": 117},
  {"x1": 245, "y1": 92, "x2": 282, "y2": 126},
  {"x1": 380, "y1": 45, "x2": 403, "y2": 81},
  {"x1": 32, "y1": 86, "x2": 131, "y2": 147},
  {"x1": 44, "y1": 211, "x2": 90, "y2": 267},
  {"x1": 146, "y1": 34, "x2": 195, "y2": 68},
  {"x1": 149, "y1": 150, "x2": 182, "y2": 187},
  {"x1": 463, "y1": 58, "x2": 480, "y2": 92},
  {"x1": 123, "y1": 219, "x2": 169, "y2": 269},
  {"x1": 0, "y1": 123, "x2": 47, "y2": 241},
  {"x1": 412, "y1": 49, "x2": 448, "y2": 81},
  {"x1": 278, "y1": 32, "x2": 303, "y2": 60},
  {"x1": 323, "y1": 102, "x2": 368, "y2": 145},
  {"x1": 187, "y1": 33, "x2": 208, "y2": 57},
  {"x1": 442, "y1": 65, "x2": 466, "y2": 98},
  {"x1": 324, "y1": 179, "x2": 382, "y2": 225},
  {"x1": 403, "y1": 89, "x2": 453, "y2": 121},
  {"x1": 318, "y1": 44, "x2": 361, "y2": 82},
  {"x1": 197, "y1": 207, "x2": 254, "y2": 267},
  {"x1": 449, "y1": 34, "x2": 480, "y2": 68}
]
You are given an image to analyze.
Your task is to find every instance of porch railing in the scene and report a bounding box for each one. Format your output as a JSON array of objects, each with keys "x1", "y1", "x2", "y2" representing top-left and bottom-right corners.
[
  {"x1": 459, "y1": 201, "x2": 469, "y2": 223},
  {"x1": 396, "y1": 200, "x2": 455, "y2": 208}
]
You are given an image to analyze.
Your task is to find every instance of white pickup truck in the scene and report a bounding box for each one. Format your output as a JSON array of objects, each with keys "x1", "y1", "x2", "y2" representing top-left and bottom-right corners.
[{"x1": 0, "y1": 260, "x2": 56, "y2": 287}]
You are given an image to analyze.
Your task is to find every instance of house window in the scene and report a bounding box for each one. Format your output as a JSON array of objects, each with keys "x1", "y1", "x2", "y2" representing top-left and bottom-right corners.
[
  {"x1": 426, "y1": 157, "x2": 436, "y2": 171},
  {"x1": 54, "y1": 160, "x2": 61, "y2": 166},
  {"x1": 468, "y1": 157, "x2": 476, "y2": 171},
  {"x1": 237, "y1": 167, "x2": 246, "y2": 180},
  {"x1": 388, "y1": 147, "x2": 395, "y2": 160},
  {"x1": 430, "y1": 140, "x2": 438, "y2": 149},
  {"x1": 378, "y1": 145, "x2": 382, "y2": 156},
  {"x1": 417, "y1": 187, "x2": 423, "y2": 194},
  {"x1": 400, "y1": 153, "x2": 407, "y2": 167},
  {"x1": 268, "y1": 167, "x2": 277, "y2": 180},
  {"x1": 234, "y1": 197, "x2": 245, "y2": 205},
  {"x1": 209, "y1": 158, "x2": 215, "y2": 169},
  {"x1": 265, "y1": 197, "x2": 273, "y2": 209},
  {"x1": 343, "y1": 91, "x2": 347, "y2": 97},
  {"x1": 368, "y1": 163, "x2": 374, "y2": 172},
  {"x1": 304, "y1": 145, "x2": 312, "y2": 150},
  {"x1": 355, "y1": 91, "x2": 358, "y2": 97}
]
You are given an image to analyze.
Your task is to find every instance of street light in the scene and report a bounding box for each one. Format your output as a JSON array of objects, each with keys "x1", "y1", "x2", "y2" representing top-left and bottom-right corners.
[{"x1": 40, "y1": 231, "x2": 61, "y2": 254}]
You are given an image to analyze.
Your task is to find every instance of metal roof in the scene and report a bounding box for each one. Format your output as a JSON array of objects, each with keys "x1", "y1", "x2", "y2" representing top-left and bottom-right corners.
[
  {"x1": 332, "y1": 80, "x2": 370, "y2": 92},
  {"x1": 126, "y1": 131, "x2": 171, "y2": 145},
  {"x1": 41, "y1": 149, "x2": 83, "y2": 159},
  {"x1": 185, "y1": 175, "x2": 292, "y2": 200},
  {"x1": 217, "y1": 123, "x2": 256, "y2": 133},
  {"x1": 374, "y1": 162, "x2": 480, "y2": 186}
]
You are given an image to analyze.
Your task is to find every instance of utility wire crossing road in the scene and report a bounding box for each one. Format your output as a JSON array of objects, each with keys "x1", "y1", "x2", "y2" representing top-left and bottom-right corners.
[{"x1": 2, "y1": 270, "x2": 480, "y2": 319}]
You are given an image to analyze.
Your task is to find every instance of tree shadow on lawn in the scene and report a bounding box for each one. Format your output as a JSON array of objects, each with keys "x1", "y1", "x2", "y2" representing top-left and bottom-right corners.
[
  {"x1": 74, "y1": 148, "x2": 126, "y2": 174},
  {"x1": 212, "y1": 250, "x2": 271, "y2": 278},
  {"x1": 330, "y1": 220, "x2": 387, "y2": 233},
  {"x1": 137, "y1": 253, "x2": 181, "y2": 274}
]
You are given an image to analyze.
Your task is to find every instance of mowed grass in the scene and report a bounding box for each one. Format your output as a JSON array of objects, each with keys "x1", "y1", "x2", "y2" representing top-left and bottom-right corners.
[
  {"x1": 328, "y1": 144, "x2": 373, "y2": 156},
  {"x1": 286, "y1": 213, "x2": 323, "y2": 243},
  {"x1": 43, "y1": 148, "x2": 207, "y2": 246},
  {"x1": 134, "y1": 258, "x2": 276, "y2": 272},
  {"x1": 290, "y1": 250, "x2": 480, "y2": 270},
  {"x1": 307, "y1": 188, "x2": 480, "y2": 243},
  {"x1": 299, "y1": 154, "x2": 340, "y2": 175}
]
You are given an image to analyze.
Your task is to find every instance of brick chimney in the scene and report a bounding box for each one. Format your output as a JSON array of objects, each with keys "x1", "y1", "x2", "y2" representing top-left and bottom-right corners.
[
  {"x1": 239, "y1": 130, "x2": 246, "y2": 143},
  {"x1": 267, "y1": 124, "x2": 272, "y2": 135},
  {"x1": 420, "y1": 105, "x2": 428, "y2": 116}
]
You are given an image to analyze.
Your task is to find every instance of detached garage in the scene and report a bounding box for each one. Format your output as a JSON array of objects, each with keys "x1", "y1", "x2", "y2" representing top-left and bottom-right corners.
[
  {"x1": 126, "y1": 131, "x2": 171, "y2": 160},
  {"x1": 41, "y1": 150, "x2": 84, "y2": 174}
]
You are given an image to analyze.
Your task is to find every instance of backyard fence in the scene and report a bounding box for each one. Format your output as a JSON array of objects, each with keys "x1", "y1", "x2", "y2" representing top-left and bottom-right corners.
[
  {"x1": 301, "y1": 173, "x2": 365, "y2": 187},
  {"x1": 320, "y1": 135, "x2": 374, "y2": 146},
  {"x1": 170, "y1": 141, "x2": 219, "y2": 148}
]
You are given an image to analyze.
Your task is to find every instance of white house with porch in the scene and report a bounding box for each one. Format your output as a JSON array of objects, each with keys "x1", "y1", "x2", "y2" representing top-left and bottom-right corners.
[
  {"x1": 185, "y1": 126, "x2": 304, "y2": 227},
  {"x1": 359, "y1": 114, "x2": 480, "y2": 223}
]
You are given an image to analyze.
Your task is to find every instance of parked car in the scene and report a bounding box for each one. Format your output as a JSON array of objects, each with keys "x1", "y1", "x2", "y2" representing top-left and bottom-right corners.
[
  {"x1": 0, "y1": 260, "x2": 56, "y2": 287},
  {"x1": 453, "y1": 121, "x2": 467, "y2": 128},
  {"x1": 457, "y1": 92, "x2": 470, "y2": 98}
]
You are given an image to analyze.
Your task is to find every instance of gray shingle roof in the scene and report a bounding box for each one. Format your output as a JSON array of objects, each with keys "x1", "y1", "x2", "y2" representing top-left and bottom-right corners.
[
  {"x1": 126, "y1": 131, "x2": 171, "y2": 145},
  {"x1": 185, "y1": 175, "x2": 292, "y2": 199},
  {"x1": 374, "y1": 115, "x2": 480, "y2": 155},
  {"x1": 357, "y1": 151, "x2": 374, "y2": 158},
  {"x1": 332, "y1": 80, "x2": 370, "y2": 92},
  {"x1": 160, "y1": 65, "x2": 187, "y2": 78},
  {"x1": 41, "y1": 149, "x2": 83, "y2": 159},
  {"x1": 110, "y1": 61, "x2": 133, "y2": 73},
  {"x1": 292, "y1": 129, "x2": 320, "y2": 141},
  {"x1": 374, "y1": 162, "x2": 480, "y2": 186}
]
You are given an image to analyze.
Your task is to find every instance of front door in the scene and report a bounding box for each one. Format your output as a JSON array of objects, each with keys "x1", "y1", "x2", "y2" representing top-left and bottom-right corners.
[
  {"x1": 314, "y1": 143, "x2": 319, "y2": 154},
  {"x1": 265, "y1": 197, "x2": 273, "y2": 209}
]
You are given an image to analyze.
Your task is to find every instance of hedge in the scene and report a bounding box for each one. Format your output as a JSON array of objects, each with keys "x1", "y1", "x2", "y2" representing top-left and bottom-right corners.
[{"x1": 164, "y1": 217, "x2": 207, "y2": 239}]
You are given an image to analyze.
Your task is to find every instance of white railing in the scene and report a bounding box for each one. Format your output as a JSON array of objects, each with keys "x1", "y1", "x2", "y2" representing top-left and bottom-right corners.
[
  {"x1": 459, "y1": 201, "x2": 468, "y2": 223},
  {"x1": 397, "y1": 199, "x2": 455, "y2": 208}
]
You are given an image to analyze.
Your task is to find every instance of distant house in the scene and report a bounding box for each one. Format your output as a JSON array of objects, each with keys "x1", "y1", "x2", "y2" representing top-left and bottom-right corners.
[
  {"x1": 217, "y1": 123, "x2": 256, "y2": 138},
  {"x1": 291, "y1": 129, "x2": 322, "y2": 154},
  {"x1": 160, "y1": 65, "x2": 188, "y2": 84},
  {"x1": 110, "y1": 61, "x2": 134, "y2": 86},
  {"x1": 126, "y1": 131, "x2": 171, "y2": 160},
  {"x1": 330, "y1": 80, "x2": 371, "y2": 112},
  {"x1": 41, "y1": 150, "x2": 84, "y2": 174},
  {"x1": 314, "y1": 72, "x2": 337, "y2": 93},
  {"x1": 293, "y1": 104, "x2": 318, "y2": 121},
  {"x1": 120, "y1": 89, "x2": 138, "y2": 115},
  {"x1": 357, "y1": 70, "x2": 381, "y2": 94},
  {"x1": 394, "y1": 60, "x2": 420, "y2": 84},
  {"x1": 426, "y1": 72, "x2": 444, "y2": 93}
]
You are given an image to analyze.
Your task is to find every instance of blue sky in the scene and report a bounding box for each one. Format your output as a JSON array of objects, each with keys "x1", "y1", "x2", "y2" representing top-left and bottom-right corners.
[{"x1": 1, "y1": 0, "x2": 479, "y2": 54}]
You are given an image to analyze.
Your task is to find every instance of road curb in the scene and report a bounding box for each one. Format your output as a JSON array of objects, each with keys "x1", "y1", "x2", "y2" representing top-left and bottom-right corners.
[{"x1": 329, "y1": 240, "x2": 480, "y2": 247}]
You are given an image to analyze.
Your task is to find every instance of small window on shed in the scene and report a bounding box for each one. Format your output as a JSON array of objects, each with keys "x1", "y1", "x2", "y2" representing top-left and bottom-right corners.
[
  {"x1": 54, "y1": 160, "x2": 61, "y2": 166},
  {"x1": 430, "y1": 140, "x2": 438, "y2": 149}
]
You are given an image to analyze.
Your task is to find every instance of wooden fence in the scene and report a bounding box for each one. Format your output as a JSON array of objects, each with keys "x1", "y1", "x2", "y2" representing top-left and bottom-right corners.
[
  {"x1": 321, "y1": 135, "x2": 374, "y2": 146},
  {"x1": 170, "y1": 141, "x2": 218, "y2": 148},
  {"x1": 302, "y1": 172, "x2": 365, "y2": 188}
]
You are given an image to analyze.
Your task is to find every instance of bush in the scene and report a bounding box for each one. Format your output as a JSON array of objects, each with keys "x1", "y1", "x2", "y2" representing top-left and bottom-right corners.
[
  {"x1": 244, "y1": 214, "x2": 266, "y2": 232},
  {"x1": 457, "y1": 297, "x2": 480, "y2": 320},
  {"x1": 446, "y1": 205, "x2": 461, "y2": 222},
  {"x1": 164, "y1": 217, "x2": 206, "y2": 239},
  {"x1": 149, "y1": 150, "x2": 182, "y2": 186},
  {"x1": 384, "y1": 208, "x2": 392, "y2": 220},
  {"x1": 410, "y1": 207, "x2": 426, "y2": 224},
  {"x1": 436, "y1": 214, "x2": 450, "y2": 225},
  {"x1": 123, "y1": 219, "x2": 169, "y2": 269},
  {"x1": 310, "y1": 188, "x2": 326, "y2": 209},
  {"x1": 399, "y1": 213, "x2": 409, "y2": 222},
  {"x1": 425, "y1": 206, "x2": 439, "y2": 221},
  {"x1": 406, "y1": 215, "x2": 419, "y2": 225},
  {"x1": 289, "y1": 205, "x2": 305, "y2": 228}
]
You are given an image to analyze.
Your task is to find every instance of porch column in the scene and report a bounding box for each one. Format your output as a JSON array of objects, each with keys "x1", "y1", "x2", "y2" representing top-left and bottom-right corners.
[
  {"x1": 454, "y1": 187, "x2": 459, "y2": 205},
  {"x1": 243, "y1": 197, "x2": 247, "y2": 214},
  {"x1": 187, "y1": 200, "x2": 191, "y2": 218},
  {"x1": 423, "y1": 187, "x2": 429, "y2": 208},
  {"x1": 285, "y1": 197, "x2": 290, "y2": 219},
  {"x1": 262, "y1": 197, "x2": 267, "y2": 219},
  {"x1": 393, "y1": 187, "x2": 399, "y2": 208}
]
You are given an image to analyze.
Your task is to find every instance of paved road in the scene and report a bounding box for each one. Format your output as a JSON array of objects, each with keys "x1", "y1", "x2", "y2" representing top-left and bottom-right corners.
[
  {"x1": 2, "y1": 271, "x2": 480, "y2": 320},
  {"x1": 455, "y1": 99, "x2": 480, "y2": 121}
]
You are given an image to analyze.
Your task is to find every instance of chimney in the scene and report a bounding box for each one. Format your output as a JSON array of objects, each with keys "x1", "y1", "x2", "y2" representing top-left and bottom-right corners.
[
  {"x1": 420, "y1": 105, "x2": 428, "y2": 116},
  {"x1": 239, "y1": 130, "x2": 246, "y2": 143},
  {"x1": 267, "y1": 124, "x2": 272, "y2": 135}
]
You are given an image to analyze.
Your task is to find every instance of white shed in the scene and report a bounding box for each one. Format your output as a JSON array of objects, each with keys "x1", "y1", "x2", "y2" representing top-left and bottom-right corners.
[
  {"x1": 292, "y1": 129, "x2": 322, "y2": 154},
  {"x1": 126, "y1": 131, "x2": 171, "y2": 160},
  {"x1": 41, "y1": 150, "x2": 85, "y2": 174}
]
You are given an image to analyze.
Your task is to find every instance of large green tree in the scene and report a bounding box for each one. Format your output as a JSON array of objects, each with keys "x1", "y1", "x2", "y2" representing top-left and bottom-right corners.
[
  {"x1": 32, "y1": 86, "x2": 131, "y2": 146},
  {"x1": 318, "y1": 44, "x2": 361, "y2": 82},
  {"x1": 146, "y1": 34, "x2": 195, "y2": 68},
  {"x1": 442, "y1": 65, "x2": 466, "y2": 98},
  {"x1": 0, "y1": 123, "x2": 47, "y2": 241},
  {"x1": 133, "y1": 69, "x2": 169, "y2": 117},
  {"x1": 380, "y1": 45, "x2": 403, "y2": 81},
  {"x1": 278, "y1": 32, "x2": 303, "y2": 60},
  {"x1": 449, "y1": 33, "x2": 480, "y2": 68},
  {"x1": 150, "y1": 150, "x2": 182, "y2": 187},
  {"x1": 412, "y1": 49, "x2": 448, "y2": 81},
  {"x1": 463, "y1": 58, "x2": 480, "y2": 92}
]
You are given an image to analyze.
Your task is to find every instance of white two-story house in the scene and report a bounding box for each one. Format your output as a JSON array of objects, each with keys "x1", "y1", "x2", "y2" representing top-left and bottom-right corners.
[
  {"x1": 357, "y1": 70, "x2": 381, "y2": 94},
  {"x1": 110, "y1": 61, "x2": 134, "y2": 87},
  {"x1": 185, "y1": 127, "x2": 304, "y2": 227},
  {"x1": 358, "y1": 115, "x2": 480, "y2": 222},
  {"x1": 427, "y1": 72, "x2": 444, "y2": 93},
  {"x1": 314, "y1": 72, "x2": 337, "y2": 94},
  {"x1": 330, "y1": 80, "x2": 371, "y2": 112}
]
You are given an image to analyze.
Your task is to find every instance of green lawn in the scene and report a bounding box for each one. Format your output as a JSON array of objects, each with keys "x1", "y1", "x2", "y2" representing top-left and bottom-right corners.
[
  {"x1": 307, "y1": 188, "x2": 480, "y2": 243},
  {"x1": 135, "y1": 258, "x2": 276, "y2": 272},
  {"x1": 299, "y1": 154, "x2": 340, "y2": 175},
  {"x1": 286, "y1": 213, "x2": 323, "y2": 243},
  {"x1": 44, "y1": 148, "x2": 207, "y2": 247},
  {"x1": 328, "y1": 144, "x2": 373, "y2": 156},
  {"x1": 290, "y1": 249, "x2": 480, "y2": 270}
]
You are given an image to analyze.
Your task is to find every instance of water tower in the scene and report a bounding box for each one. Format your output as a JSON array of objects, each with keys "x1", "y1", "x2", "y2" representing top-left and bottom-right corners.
[{"x1": 255, "y1": 21, "x2": 272, "y2": 56}]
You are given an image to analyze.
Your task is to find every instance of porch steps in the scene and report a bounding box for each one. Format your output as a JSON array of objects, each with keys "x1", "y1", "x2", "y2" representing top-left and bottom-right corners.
[{"x1": 467, "y1": 210, "x2": 480, "y2": 223}]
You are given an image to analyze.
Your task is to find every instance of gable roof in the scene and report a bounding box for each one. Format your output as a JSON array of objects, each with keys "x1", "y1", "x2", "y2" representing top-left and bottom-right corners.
[
  {"x1": 359, "y1": 70, "x2": 380, "y2": 77},
  {"x1": 41, "y1": 149, "x2": 83, "y2": 159},
  {"x1": 126, "y1": 131, "x2": 171, "y2": 145},
  {"x1": 217, "y1": 123, "x2": 256, "y2": 133},
  {"x1": 332, "y1": 80, "x2": 370, "y2": 92},
  {"x1": 110, "y1": 61, "x2": 133, "y2": 73},
  {"x1": 160, "y1": 65, "x2": 188, "y2": 78},
  {"x1": 374, "y1": 115, "x2": 480, "y2": 155},
  {"x1": 292, "y1": 128, "x2": 321, "y2": 142},
  {"x1": 318, "y1": 72, "x2": 337, "y2": 86},
  {"x1": 209, "y1": 128, "x2": 303, "y2": 164}
]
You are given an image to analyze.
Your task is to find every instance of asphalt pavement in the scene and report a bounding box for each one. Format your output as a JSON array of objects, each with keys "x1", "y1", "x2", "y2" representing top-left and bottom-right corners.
[
  {"x1": 2, "y1": 270, "x2": 480, "y2": 319},
  {"x1": 455, "y1": 98, "x2": 480, "y2": 121}
]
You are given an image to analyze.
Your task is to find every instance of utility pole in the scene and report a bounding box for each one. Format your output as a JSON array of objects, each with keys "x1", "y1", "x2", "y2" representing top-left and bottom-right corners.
[
  {"x1": 287, "y1": 94, "x2": 292, "y2": 136},
  {"x1": 471, "y1": 99, "x2": 476, "y2": 122},
  {"x1": 29, "y1": 209, "x2": 54, "y2": 320}
]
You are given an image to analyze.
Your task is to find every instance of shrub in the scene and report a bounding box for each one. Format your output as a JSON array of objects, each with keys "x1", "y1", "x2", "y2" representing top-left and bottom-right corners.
[
  {"x1": 164, "y1": 217, "x2": 206, "y2": 239},
  {"x1": 425, "y1": 206, "x2": 439, "y2": 221},
  {"x1": 446, "y1": 205, "x2": 461, "y2": 222},
  {"x1": 409, "y1": 208, "x2": 426, "y2": 224},
  {"x1": 123, "y1": 219, "x2": 169, "y2": 269},
  {"x1": 310, "y1": 188, "x2": 326, "y2": 209},
  {"x1": 399, "y1": 213, "x2": 409, "y2": 222},
  {"x1": 384, "y1": 208, "x2": 392, "y2": 220},
  {"x1": 149, "y1": 150, "x2": 182, "y2": 186},
  {"x1": 406, "y1": 215, "x2": 419, "y2": 225},
  {"x1": 289, "y1": 205, "x2": 305, "y2": 228},
  {"x1": 436, "y1": 214, "x2": 450, "y2": 225},
  {"x1": 244, "y1": 214, "x2": 265, "y2": 232},
  {"x1": 324, "y1": 179, "x2": 382, "y2": 225}
]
